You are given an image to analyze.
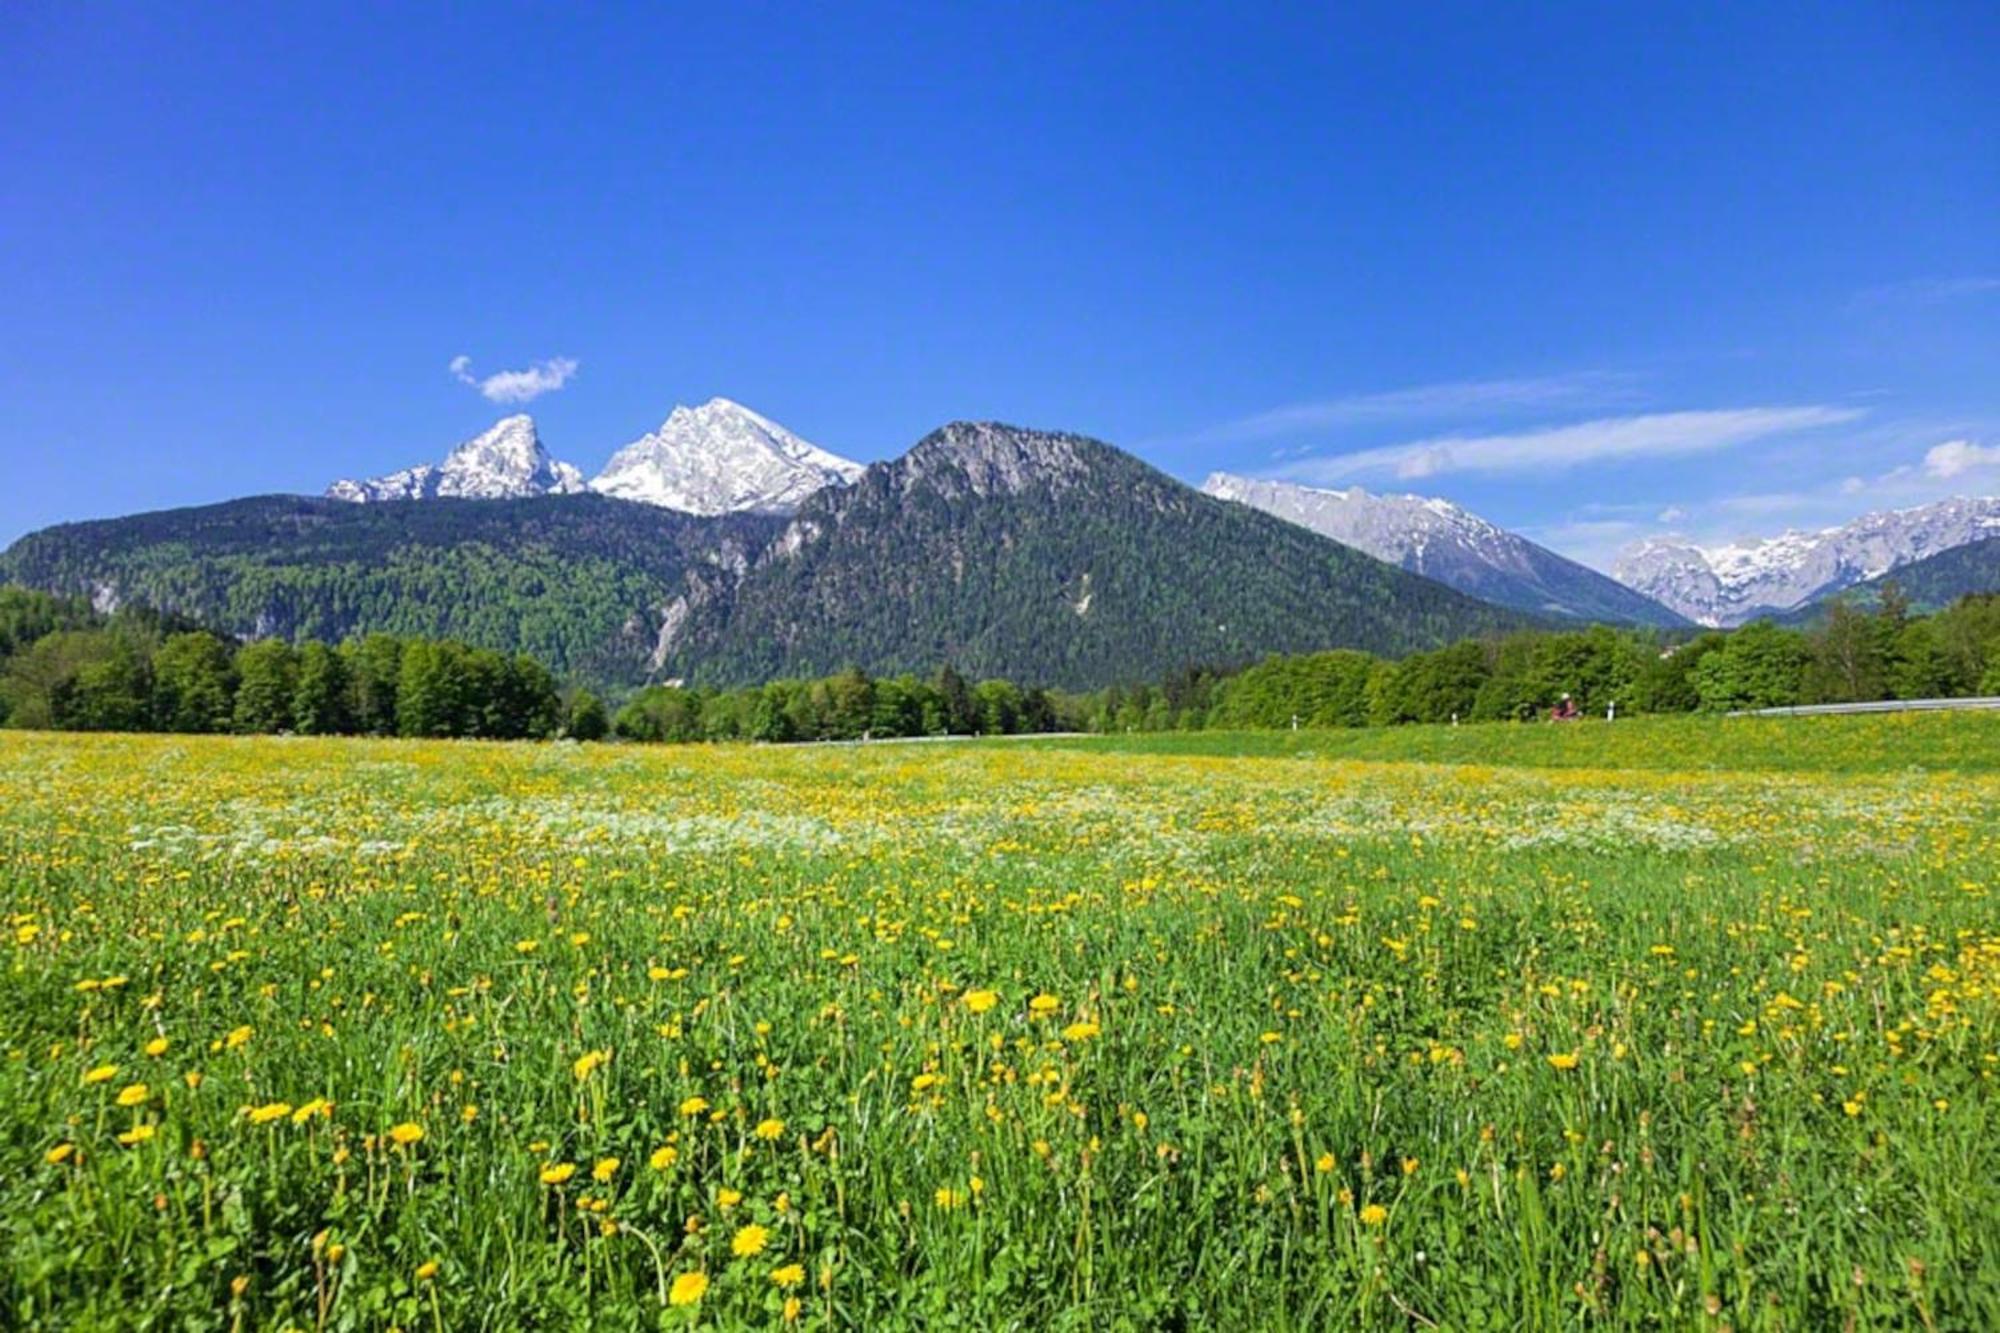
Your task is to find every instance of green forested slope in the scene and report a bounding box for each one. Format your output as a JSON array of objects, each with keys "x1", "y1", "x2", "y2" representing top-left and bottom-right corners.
[
  {"x1": 0, "y1": 494, "x2": 781, "y2": 683},
  {"x1": 663, "y1": 422, "x2": 1539, "y2": 688}
]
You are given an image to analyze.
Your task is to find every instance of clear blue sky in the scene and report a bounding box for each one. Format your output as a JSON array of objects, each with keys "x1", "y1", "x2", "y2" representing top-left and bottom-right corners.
[{"x1": 4, "y1": 2, "x2": 1995, "y2": 567}]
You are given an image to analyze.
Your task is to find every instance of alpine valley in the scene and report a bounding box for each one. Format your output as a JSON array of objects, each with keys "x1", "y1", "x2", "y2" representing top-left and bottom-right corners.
[
  {"x1": 5, "y1": 408, "x2": 1541, "y2": 690},
  {"x1": 9, "y1": 398, "x2": 1996, "y2": 692}
]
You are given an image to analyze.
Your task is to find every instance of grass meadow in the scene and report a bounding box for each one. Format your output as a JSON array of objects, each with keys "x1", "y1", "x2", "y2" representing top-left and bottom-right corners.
[{"x1": 2, "y1": 714, "x2": 1997, "y2": 1329}]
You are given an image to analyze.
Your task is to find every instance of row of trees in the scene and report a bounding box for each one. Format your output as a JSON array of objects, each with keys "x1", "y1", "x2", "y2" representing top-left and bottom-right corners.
[
  {"x1": 613, "y1": 666, "x2": 1064, "y2": 742},
  {"x1": 1077, "y1": 590, "x2": 2000, "y2": 732},
  {"x1": 0, "y1": 589, "x2": 606, "y2": 740},
  {"x1": 6, "y1": 584, "x2": 1997, "y2": 744}
]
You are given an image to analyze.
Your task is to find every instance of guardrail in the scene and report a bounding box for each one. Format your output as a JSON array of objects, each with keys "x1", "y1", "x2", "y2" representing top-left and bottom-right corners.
[{"x1": 1730, "y1": 697, "x2": 2000, "y2": 718}]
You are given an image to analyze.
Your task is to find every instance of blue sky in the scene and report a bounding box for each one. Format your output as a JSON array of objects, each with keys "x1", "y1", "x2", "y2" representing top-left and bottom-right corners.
[{"x1": 3, "y1": 2, "x2": 1995, "y2": 568}]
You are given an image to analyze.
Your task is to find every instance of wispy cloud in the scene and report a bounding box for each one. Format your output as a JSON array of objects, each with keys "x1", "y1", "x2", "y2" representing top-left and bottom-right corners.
[
  {"x1": 1851, "y1": 276, "x2": 2000, "y2": 308},
  {"x1": 450, "y1": 354, "x2": 579, "y2": 404},
  {"x1": 1923, "y1": 439, "x2": 2000, "y2": 480},
  {"x1": 1281, "y1": 406, "x2": 1863, "y2": 483},
  {"x1": 1171, "y1": 372, "x2": 1637, "y2": 447}
]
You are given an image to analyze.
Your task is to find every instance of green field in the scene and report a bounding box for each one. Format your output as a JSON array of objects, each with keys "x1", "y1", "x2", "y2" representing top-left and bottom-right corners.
[{"x1": 3, "y1": 715, "x2": 1997, "y2": 1328}]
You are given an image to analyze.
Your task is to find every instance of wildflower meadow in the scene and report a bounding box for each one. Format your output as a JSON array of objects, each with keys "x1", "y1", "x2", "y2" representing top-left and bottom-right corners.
[{"x1": 2, "y1": 714, "x2": 1997, "y2": 1329}]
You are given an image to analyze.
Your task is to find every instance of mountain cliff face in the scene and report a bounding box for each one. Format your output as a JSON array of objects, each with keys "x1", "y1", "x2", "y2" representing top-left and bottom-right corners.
[
  {"x1": 327, "y1": 416, "x2": 587, "y2": 501},
  {"x1": 328, "y1": 399, "x2": 862, "y2": 516},
  {"x1": 590, "y1": 397, "x2": 864, "y2": 514},
  {"x1": 1614, "y1": 497, "x2": 2000, "y2": 625},
  {"x1": 1202, "y1": 473, "x2": 1686, "y2": 626},
  {"x1": 1784, "y1": 535, "x2": 2000, "y2": 621},
  {"x1": 654, "y1": 422, "x2": 1538, "y2": 688}
]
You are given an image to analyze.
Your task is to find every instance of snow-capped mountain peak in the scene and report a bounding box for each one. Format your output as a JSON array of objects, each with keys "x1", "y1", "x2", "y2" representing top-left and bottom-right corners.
[
  {"x1": 327, "y1": 415, "x2": 587, "y2": 502},
  {"x1": 1201, "y1": 472, "x2": 1686, "y2": 625},
  {"x1": 589, "y1": 397, "x2": 863, "y2": 515},
  {"x1": 1612, "y1": 495, "x2": 2000, "y2": 625}
]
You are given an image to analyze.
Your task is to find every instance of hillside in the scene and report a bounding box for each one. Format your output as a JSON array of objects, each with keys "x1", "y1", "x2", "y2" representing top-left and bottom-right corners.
[
  {"x1": 657, "y1": 422, "x2": 1539, "y2": 688},
  {"x1": 0, "y1": 494, "x2": 781, "y2": 684},
  {"x1": 1203, "y1": 473, "x2": 1686, "y2": 626},
  {"x1": 1783, "y1": 535, "x2": 2000, "y2": 622}
]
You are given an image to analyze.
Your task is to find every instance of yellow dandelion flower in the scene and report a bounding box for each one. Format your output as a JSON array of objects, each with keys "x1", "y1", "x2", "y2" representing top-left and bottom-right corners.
[
  {"x1": 1547, "y1": 1052, "x2": 1580, "y2": 1071},
  {"x1": 388, "y1": 1121, "x2": 425, "y2": 1146},
  {"x1": 731, "y1": 1223, "x2": 769, "y2": 1257},
  {"x1": 592, "y1": 1157, "x2": 620, "y2": 1183},
  {"x1": 963, "y1": 990, "x2": 999, "y2": 1014},
  {"x1": 755, "y1": 1117, "x2": 785, "y2": 1141},
  {"x1": 1358, "y1": 1203, "x2": 1388, "y2": 1226},
  {"x1": 771, "y1": 1262, "x2": 806, "y2": 1288},
  {"x1": 83, "y1": 1065, "x2": 119, "y2": 1085},
  {"x1": 540, "y1": 1162, "x2": 576, "y2": 1185},
  {"x1": 650, "y1": 1145, "x2": 680, "y2": 1171},
  {"x1": 415, "y1": 1259, "x2": 439, "y2": 1282},
  {"x1": 667, "y1": 1271, "x2": 709, "y2": 1307},
  {"x1": 572, "y1": 1049, "x2": 609, "y2": 1081},
  {"x1": 115, "y1": 1082, "x2": 149, "y2": 1108}
]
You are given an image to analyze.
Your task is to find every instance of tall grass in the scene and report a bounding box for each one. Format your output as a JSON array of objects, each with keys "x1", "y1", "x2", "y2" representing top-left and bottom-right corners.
[{"x1": 1, "y1": 723, "x2": 1995, "y2": 1327}]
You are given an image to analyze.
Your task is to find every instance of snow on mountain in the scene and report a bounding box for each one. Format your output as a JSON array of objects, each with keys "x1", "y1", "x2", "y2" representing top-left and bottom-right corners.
[
  {"x1": 589, "y1": 398, "x2": 863, "y2": 515},
  {"x1": 1201, "y1": 473, "x2": 1686, "y2": 626},
  {"x1": 327, "y1": 416, "x2": 586, "y2": 502},
  {"x1": 1613, "y1": 496, "x2": 2000, "y2": 626}
]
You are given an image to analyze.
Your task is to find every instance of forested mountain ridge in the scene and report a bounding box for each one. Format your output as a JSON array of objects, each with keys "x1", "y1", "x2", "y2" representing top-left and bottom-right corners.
[
  {"x1": 656, "y1": 422, "x2": 1540, "y2": 688},
  {"x1": 0, "y1": 494, "x2": 782, "y2": 684},
  {"x1": 4, "y1": 423, "x2": 1541, "y2": 691},
  {"x1": 1783, "y1": 536, "x2": 2000, "y2": 624}
]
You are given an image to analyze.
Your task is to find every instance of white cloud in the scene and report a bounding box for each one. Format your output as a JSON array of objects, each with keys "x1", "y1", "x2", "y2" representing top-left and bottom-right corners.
[
  {"x1": 448, "y1": 354, "x2": 579, "y2": 404},
  {"x1": 1173, "y1": 372, "x2": 1636, "y2": 447},
  {"x1": 1923, "y1": 439, "x2": 2000, "y2": 480},
  {"x1": 1283, "y1": 406, "x2": 1863, "y2": 483},
  {"x1": 1657, "y1": 505, "x2": 1687, "y2": 523}
]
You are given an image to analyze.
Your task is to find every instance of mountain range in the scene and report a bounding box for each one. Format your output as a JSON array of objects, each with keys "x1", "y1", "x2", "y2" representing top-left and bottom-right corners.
[
  {"x1": 1779, "y1": 535, "x2": 2000, "y2": 623},
  {"x1": 1614, "y1": 497, "x2": 2000, "y2": 626},
  {"x1": 7, "y1": 399, "x2": 1998, "y2": 691},
  {"x1": 329, "y1": 397, "x2": 864, "y2": 516},
  {"x1": 3, "y1": 421, "x2": 1533, "y2": 690},
  {"x1": 1201, "y1": 473, "x2": 1686, "y2": 627}
]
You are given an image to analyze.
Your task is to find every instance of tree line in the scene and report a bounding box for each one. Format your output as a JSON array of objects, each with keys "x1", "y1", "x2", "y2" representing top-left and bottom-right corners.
[
  {"x1": 1078, "y1": 588, "x2": 2000, "y2": 732},
  {"x1": 0, "y1": 588, "x2": 607, "y2": 739},
  {"x1": 611, "y1": 667, "x2": 1065, "y2": 742},
  {"x1": 5, "y1": 583, "x2": 1997, "y2": 743}
]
